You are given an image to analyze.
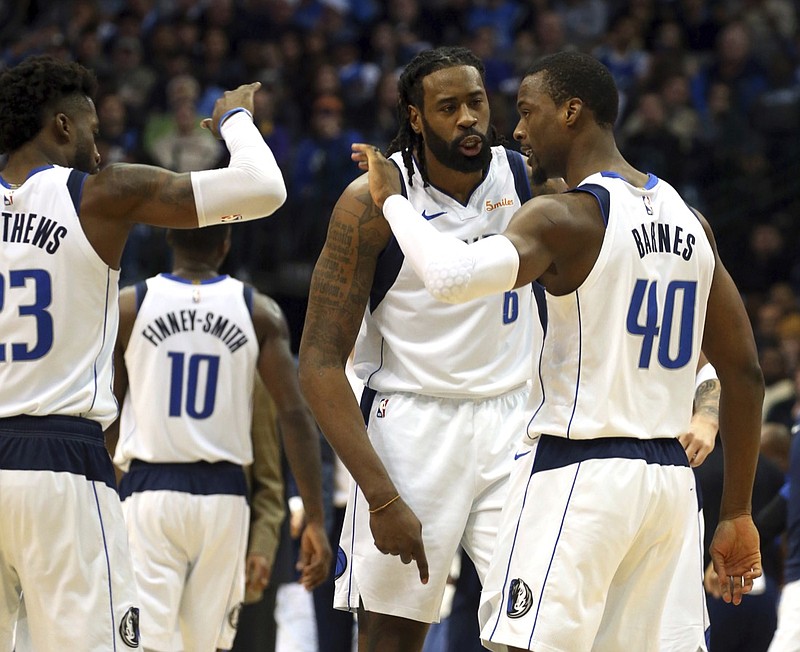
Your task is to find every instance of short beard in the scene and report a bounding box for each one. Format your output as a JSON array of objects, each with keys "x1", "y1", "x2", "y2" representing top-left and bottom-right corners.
[
  {"x1": 421, "y1": 116, "x2": 492, "y2": 174},
  {"x1": 530, "y1": 161, "x2": 548, "y2": 186}
]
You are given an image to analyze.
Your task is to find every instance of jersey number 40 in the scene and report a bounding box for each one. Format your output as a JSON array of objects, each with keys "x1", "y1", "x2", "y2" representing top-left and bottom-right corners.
[{"x1": 626, "y1": 279, "x2": 696, "y2": 369}]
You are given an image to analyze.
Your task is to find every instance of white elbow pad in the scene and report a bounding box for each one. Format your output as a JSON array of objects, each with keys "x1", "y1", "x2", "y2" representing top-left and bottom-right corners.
[
  {"x1": 424, "y1": 235, "x2": 519, "y2": 303},
  {"x1": 190, "y1": 111, "x2": 287, "y2": 227},
  {"x1": 382, "y1": 195, "x2": 519, "y2": 303}
]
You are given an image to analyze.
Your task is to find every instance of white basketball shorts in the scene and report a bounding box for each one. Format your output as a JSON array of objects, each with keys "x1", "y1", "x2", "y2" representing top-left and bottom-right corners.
[
  {"x1": 120, "y1": 461, "x2": 250, "y2": 651},
  {"x1": 0, "y1": 416, "x2": 140, "y2": 651},
  {"x1": 334, "y1": 385, "x2": 529, "y2": 623},
  {"x1": 480, "y1": 434, "x2": 700, "y2": 652}
]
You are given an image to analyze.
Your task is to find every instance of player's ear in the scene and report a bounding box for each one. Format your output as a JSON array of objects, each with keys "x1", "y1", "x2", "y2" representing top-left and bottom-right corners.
[
  {"x1": 564, "y1": 98, "x2": 583, "y2": 126},
  {"x1": 408, "y1": 105, "x2": 422, "y2": 135},
  {"x1": 53, "y1": 112, "x2": 71, "y2": 142}
]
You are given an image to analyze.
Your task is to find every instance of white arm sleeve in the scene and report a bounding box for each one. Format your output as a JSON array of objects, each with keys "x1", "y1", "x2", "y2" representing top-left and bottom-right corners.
[
  {"x1": 382, "y1": 194, "x2": 520, "y2": 303},
  {"x1": 190, "y1": 111, "x2": 287, "y2": 227}
]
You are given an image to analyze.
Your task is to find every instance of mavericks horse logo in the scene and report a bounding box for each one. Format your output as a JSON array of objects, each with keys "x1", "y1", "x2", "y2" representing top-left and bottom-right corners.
[{"x1": 507, "y1": 578, "x2": 533, "y2": 619}]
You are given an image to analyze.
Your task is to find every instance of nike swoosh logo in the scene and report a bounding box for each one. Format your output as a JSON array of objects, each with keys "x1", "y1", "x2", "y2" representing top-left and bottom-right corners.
[
  {"x1": 514, "y1": 450, "x2": 531, "y2": 460},
  {"x1": 421, "y1": 209, "x2": 447, "y2": 220}
]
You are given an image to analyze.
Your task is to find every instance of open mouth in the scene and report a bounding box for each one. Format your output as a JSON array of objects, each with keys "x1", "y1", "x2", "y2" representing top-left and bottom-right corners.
[{"x1": 459, "y1": 135, "x2": 483, "y2": 156}]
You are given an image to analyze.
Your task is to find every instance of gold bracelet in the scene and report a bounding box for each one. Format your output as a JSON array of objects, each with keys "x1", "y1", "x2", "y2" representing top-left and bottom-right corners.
[{"x1": 369, "y1": 494, "x2": 400, "y2": 514}]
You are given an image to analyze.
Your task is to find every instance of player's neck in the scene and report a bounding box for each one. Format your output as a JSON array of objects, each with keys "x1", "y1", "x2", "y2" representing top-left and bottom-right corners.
[
  {"x1": 2, "y1": 145, "x2": 63, "y2": 186},
  {"x1": 424, "y1": 157, "x2": 485, "y2": 205},
  {"x1": 171, "y1": 264, "x2": 220, "y2": 282}
]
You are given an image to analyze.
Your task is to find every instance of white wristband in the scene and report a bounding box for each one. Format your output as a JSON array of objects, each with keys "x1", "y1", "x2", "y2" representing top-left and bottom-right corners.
[
  {"x1": 695, "y1": 362, "x2": 719, "y2": 389},
  {"x1": 190, "y1": 111, "x2": 287, "y2": 227},
  {"x1": 383, "y1": 194, "x2": 519, "y2": 303}
]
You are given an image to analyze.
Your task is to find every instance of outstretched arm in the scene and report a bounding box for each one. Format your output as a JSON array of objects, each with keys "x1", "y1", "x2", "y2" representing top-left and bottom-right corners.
[
  {"x1": 350, "y1": 143, "x2": 564, "y2": 303},
  {"x1": 80, "y1": 83, "x2": 287, "y2": 268},
  {"x1": 253, "y1": 293, "x2": 331, "y2": 590}
]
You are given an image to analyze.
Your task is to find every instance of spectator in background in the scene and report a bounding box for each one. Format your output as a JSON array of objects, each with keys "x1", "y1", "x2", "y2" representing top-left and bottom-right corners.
[
  {"x1": 593, "y1": 11, "x2": 650, "y2": 118},
  {"x1": 761, "y1": 422, "x2": 792, "y2": 476},
  {"x1": 553, "y1": 0, "x2": 609, "y2": 51},
  {"x1": 362, "y1": 70, "x2": 402, "y2": 151},
  {"x1": 290, "y1": 93, "x2": 363, "y2": 268},
  {"x1": 147, "y1": 99, "x2": 224, "y2": 172},
  {"x1": 142, "y1": 73, "x2": 202, "y2": 156},
  {"x1": 466, "y1": 26, "x2": 514, "y2": 96},
  {"x1": 110, "y1": 36, "x2": 158, "y2": 121},
  {"x1": 331, "y1": 30, "x2": 382, "y2": 124},
  {"x1": 532, "y1": 10, "x2": 573, "y2": 58},
  {"x1": 195, "y1": 26, "x2": 246, "y2": 117},
  {"x1": 691, "y1": 20, "x2": 770, "y2": 120},
  {"x1": 734, "y1": 223, "x2": 793, "y2": 301},
  {"x1": 658, "y1": 72, "x2": 702, "y2": 155},
  {"x1": 619, "y1": 91, "x2": 684, "y2": 186},
  {"x1": 465, "y1": 0, "x2": 523, "y2": 50},
  {"x1": 766, "y1": 365, "x2": 800, "y2": 430},
  {"x1": 95, "y1": 92, "x2": 141, "y2": 166},
  {"x1": 760, "y1": 342, "x2": 797, "y2": 421}
]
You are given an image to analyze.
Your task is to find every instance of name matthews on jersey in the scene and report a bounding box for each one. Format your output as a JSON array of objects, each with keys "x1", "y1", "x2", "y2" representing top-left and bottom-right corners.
[
  {"x1": 141, "y1": 309, "x2": 249, "y2": 353},
  {"x1": 2, "y1": 211, "x2": 67, "y2": 253}
]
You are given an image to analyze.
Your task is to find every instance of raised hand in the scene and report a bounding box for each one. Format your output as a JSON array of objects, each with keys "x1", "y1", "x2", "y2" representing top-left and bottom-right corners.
[
  {"x1": 201, "y1": 82, "x2": 262, "y2": 139},
  {"x1": 351, "y1": 143, "x2": 402, "y2": 209}
]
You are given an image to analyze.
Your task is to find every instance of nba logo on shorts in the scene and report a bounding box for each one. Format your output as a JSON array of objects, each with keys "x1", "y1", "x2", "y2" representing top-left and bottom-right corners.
[{"x1": 376, "y1": 398, "x2": 389, "y2": 418}]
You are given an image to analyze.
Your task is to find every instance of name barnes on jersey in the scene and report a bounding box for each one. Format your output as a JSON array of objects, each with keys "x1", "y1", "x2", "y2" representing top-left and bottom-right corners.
[
  {"x1": 141, "y1": 309, "x2": 249, "y2": 353},
  {"x1": 631, "y1": 220, "x2": 695, "y2": 261},
  {"x1": 2, "y1": 211, "x2": 67, "y2": 253}
]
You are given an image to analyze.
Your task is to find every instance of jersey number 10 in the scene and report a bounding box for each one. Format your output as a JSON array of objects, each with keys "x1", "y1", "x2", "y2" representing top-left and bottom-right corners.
[{"x1": 167, "y1": 351, "x2": 220, "y2": 418}]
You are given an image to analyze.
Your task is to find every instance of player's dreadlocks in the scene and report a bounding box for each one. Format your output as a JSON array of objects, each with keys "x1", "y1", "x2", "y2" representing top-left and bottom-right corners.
[
  {"x1": 386, "y1": 46, "x2": 504, "y2": 188},
  {"x1": 0, "y1": 56, "x2": 97, "y2": 154}
]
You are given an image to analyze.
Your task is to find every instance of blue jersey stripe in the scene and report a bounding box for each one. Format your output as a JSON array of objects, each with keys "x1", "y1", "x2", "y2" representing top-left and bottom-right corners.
[
  {"x1": 0, "y1": 415, "x2": 116, "y2": 488},
  {"x1": 369, "y1": 161, "x2": 407, "y2": 313},
  {"x1": 118, "y1": 460, "x2": 247, "y2": 499},
  {"x1": 531, "y1": 433, "x2": 690, "y2": 474},
  {"x1": 505, "y1": 148, "x2": 532, "y2": 204},
  {"x1": 569, "y1": 183, "x2": 611, "y2": 226},
  {"x1": 66, "y1": 169, "x2": 87, "y2": 215}
]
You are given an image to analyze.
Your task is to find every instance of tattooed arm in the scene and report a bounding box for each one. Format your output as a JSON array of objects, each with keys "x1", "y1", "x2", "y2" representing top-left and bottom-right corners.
[
  {"x1": 298, "y1": 173, "x2": 429, "y2": 583},
  {"x1": 680, "y1": 351, "x2": 721, "y2": 467}
]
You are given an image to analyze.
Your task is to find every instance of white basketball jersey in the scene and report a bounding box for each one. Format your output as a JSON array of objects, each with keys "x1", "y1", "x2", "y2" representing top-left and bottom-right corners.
[
  {"x1": 354, "y1": 147, "x2": 540, "y2": 398},
  {"x1": 528, "y1": 172, "x2": 715, "y2": 441},
  {"x1": 0, "y1": 166, "x2": 119, "y2": 428},
  {"x1": 114, "y1": 274, "x2": 259, "y2": 469}
]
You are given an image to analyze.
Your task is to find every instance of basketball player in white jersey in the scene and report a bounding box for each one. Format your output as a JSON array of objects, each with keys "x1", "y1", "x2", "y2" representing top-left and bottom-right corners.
[
  {"x1": 0, "y1": 55, "x2": 287, "y2": 651},
  {"x1": 352, "y1": 50, "x2": 764, "y2": 652},
  {"x1": 110, "y1": 226, "x2": 330, "y2": 651},
  {"x1": 298, "y1": 47, "x2": 554, "y2": 651}
]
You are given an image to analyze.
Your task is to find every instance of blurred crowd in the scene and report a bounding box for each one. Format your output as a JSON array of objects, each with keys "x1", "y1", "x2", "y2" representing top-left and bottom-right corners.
[{"x1": 2, "y1": 0, "x2": 800, "y2": 348}]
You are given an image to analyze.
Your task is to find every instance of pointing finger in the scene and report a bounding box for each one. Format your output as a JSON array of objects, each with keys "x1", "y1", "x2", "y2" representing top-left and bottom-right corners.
[{"x1": 415, "y1": 543, "x2": 429, "y2": 585}]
